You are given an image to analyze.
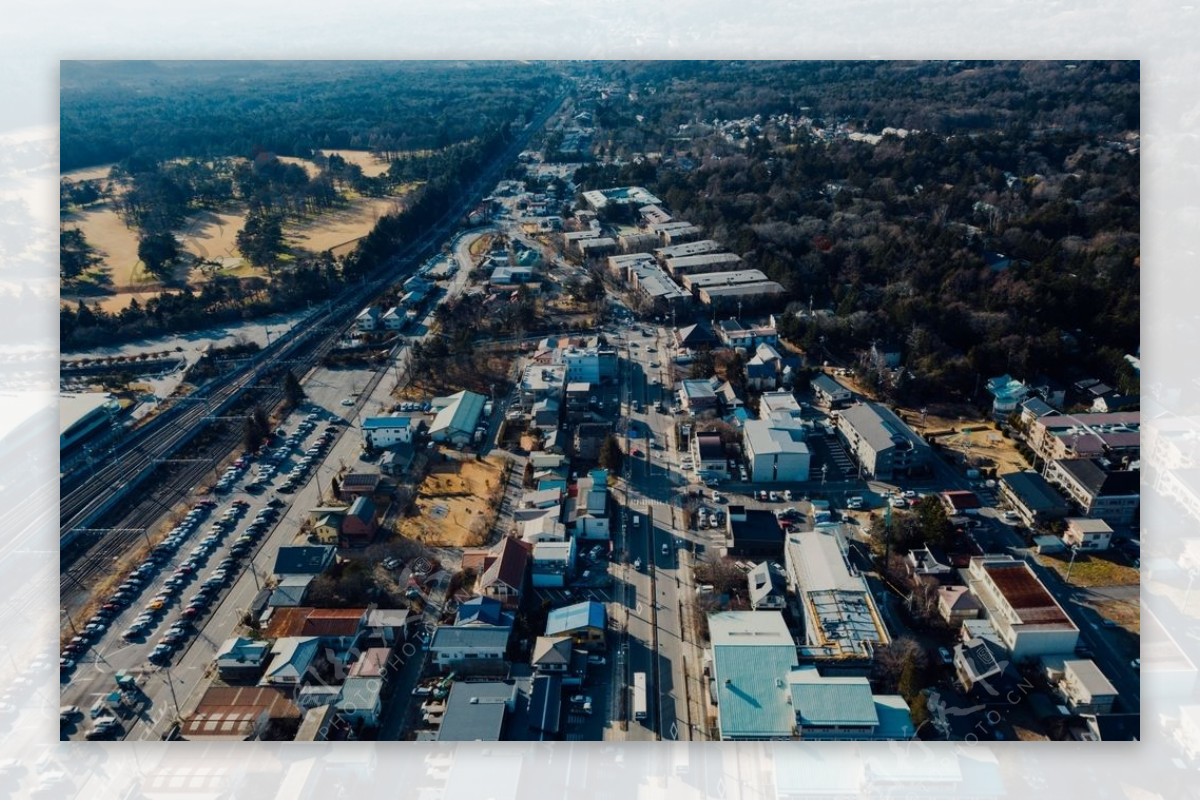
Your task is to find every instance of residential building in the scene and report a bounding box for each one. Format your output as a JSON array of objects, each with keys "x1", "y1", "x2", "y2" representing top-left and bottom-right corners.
[
  {"x1": 531, "y1": 539, "x2": 576, "y2": 588},
  {"x1": 1062, "y1": 518, "x2": 1114, "y2": 552},
  {"x1": 269, "y1": 575, "x2": 314, "y2": 608},
  {"x1": 464, "y1": 536, "x2": 530, "y2": 608},
  {"x1": 544, "y1": 600, "x2": 607, "y2": 650},
  {"x1": 559, "y1": 343, "x2": 618, "y2": 384},
  {"x1": 692, "y1": 431, "x2": 728, "y2": 478},
  {"x1": 580, "y1": 186, "x2": 662, "y2": 211},
  {"x1": 674, "y1": 321, "x2": 719, "y2": 350},
  {"x1": 1059, "y1": 659, "x2": 1119, "y2": 715},
  {"x1": 577, "y1": 237, "x2": 618, "y2": 259},
  {"x1": 364, "y1": 609, "x2": 411, "y2": 646},
  {"x1": 998, "y1": 471, "x2": 1070, "y2": 527},
  {"x1": 380, "y1": 307, "x2": 404, "y2": 330},
  {"x1": 428, "y1": 625, "x2": 511, "y2": 673},
  {"x1": 617, "y1": 230, "x2": 660, "y2": 253},
  {"x1": 811, "y1": 372, "x2": 852, "y2": 409},
  {"x1": 725, "y1": 504, "x2": 786, "y2": 558},
  {"x1": 429, "y1": 390, "x2": 488, "y2": 447},
  {"x1": 1044, "y1": 458, "x2": 1140, "y2": 525},
  {"x1": 607, "y1": 251, "x2": 657, "y2": 279},
  {"x1": 259, "y1": 637, "x2": 321, "y2": 687},
  {"x1": 531, "y1": 397, "x2": 560, "y2": 430},
  {"x1": 528, "y1": 674, "x2": 565, "y2": 739},
  {"x1": 354, "y1": 306, "x2": 379, "y2": 332},
  {"x1": 681, "y1": 269, "x2": 771, "y2": 295},
  {"x1": 572, "y1": 468, "x2": 610, "y2": 539},
  {"x1": 698, "y1": 281, "x2": 786, "y2": 308},
  {"x1": 747, "y1": 561, "x2": 788, "y2": 610},
  {"x1": 519, "y1": 364, "x2": 567, "y2": 406},
  {"x1": 941, "y1": 490, "x2": 982, "y2": 516},
  {"x1": 953, "y1": 636, "x2": 1010, "y2": 693},
  {"x1": 262, "y1": 608, "x2": 368, "y2": 659},
  {"x1": 758, "y1": 391, "x2": 804, "y2": 421},
  {"x1": 654, "y1": 239, "x2": 722, "y2": 263},
  {"x1": 337, "y1": 676, "x2": 385, "y2": 728},
  {"x1": 664, "y1": 252, "x2": 743, "y2": 278},
  {"x1": 339, "y1": 496, "x2": 377, "y2": 548},
  {"x1": 215, "y1": 637, "x2": 271, "y2": 681},
  {"x1": 273, "y1": 545, "x2": 336, "y2": 578},
  {"x1": 964, "y1": 557, "x2": 1079, "y2": 659},
  {"x1": 361, "y1": 415, "x2": 415, "y2": 450},
  {"x1": 715, "y1": 318, "x2": 778, "y2": 349},
  {"x1": 657, "y1": 222, "x2": 703, "y2": 245},
  {"x1": 835, "y1": 402, "x2": 930, "y2": 481},
  {"x1": 1026, "y1": 412, "x2": 1140, "y2": 463},
  {"x1": 455, "y1": 596, "x2": 514, "y2": 628},
  {"x1": 1019, "y1": 397, "x2": 1058, "y2": 427},
  {"x1": 179, "y1": 686, "x2": 301, "y2": 742},
  {"x1": 743, "y1": 419, "x2": 811, "y2": 482},
  {"x1": 680, "y1": 379, "x2": 721, "y2": 416},
  {"x1": 784, "y1": 527, "x2": 890, "y2": 660},
  {"x1": 337, "y1": 472, "x2": 381, "y2": 501},
  {"x1": 531, "y1": 636, "x2": 575, "y2": 675},
  {"x1": 937, "y1": 585, "x2": 982, "y2": 625},
  {"x1": 906, "y1": 546, "x2": 953, "y2": 578},
  {"x1": 437, "y1": 680, "x2": 517, "y2": 741}
]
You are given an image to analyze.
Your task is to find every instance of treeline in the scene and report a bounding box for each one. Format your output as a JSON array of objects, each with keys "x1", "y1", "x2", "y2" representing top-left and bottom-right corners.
[
  {"x1": 574, "y1": 61, "x2": 1139, "y2": 405},
  {"x1": 60, "y1": 258, "x2": 340, "y2": 349},
  {"x1": 61, "y1": 61, "x2": 557, "y2": 171}
]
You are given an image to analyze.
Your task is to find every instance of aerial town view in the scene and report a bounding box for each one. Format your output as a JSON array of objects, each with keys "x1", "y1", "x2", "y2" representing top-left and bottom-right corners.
[{"x1": 57, "y1": 61, "x2": 1141, "y2": 746}]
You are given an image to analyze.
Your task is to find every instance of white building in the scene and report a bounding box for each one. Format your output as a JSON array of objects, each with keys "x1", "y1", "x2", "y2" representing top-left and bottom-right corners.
[
  {"x1": 836, "y1": 402, "x2": 929, "y2": 481},
  {"x1": 1062, "y1": 518, "x2": 1114, "y2": 552},
  {"x1": 744, "y1": 419, "x2": 811, "y2": 483},
  {"x1": 361, "y1": 415, "x2": 415, "y2": 450},
  {"x1": 964, "y1": 556, "x2": 1079, "y2": 660}
]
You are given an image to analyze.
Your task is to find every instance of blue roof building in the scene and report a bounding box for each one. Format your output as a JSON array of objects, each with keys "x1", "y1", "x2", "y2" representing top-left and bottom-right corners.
[
  {"x1": 545, "y1": 601, "x2": 607, "y2": 650},
  {"x1": 708, "y1": 611, "x2": 799, "y2": 740}
]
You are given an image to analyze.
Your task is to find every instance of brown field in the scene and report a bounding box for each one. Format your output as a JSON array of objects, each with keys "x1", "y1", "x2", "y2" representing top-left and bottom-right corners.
[
  {"x1": 320, "y1": 149, "x2": 396, "y2": 177},
  {"x1": 277, "y1": 156, "x2": 320, "y2": 179},
  {"x1": 398, "y1": 456, "x2": 507, "y2": 547},
  {"x1": 178, "y1": 207, "x2": 249, "y2": 268},
  {"x1": 62, "y1": 163, "x2": 116, "y2": 183},
  {"x1": 63, "y1": 203, "x2": 144, "y2": 287},
  {"x1": 286, "y1": 195, "x2": 404, "y2": 254},
  {"x1": 1091, "y1": 597, "x2": 1140, "y2": 636}
]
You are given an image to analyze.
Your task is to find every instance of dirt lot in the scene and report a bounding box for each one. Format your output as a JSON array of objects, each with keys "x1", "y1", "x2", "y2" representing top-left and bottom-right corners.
[
  {"x1": 398, "y1": 455, "x2": 508, "y2": 548},
  {"x1": 179, "y1": 207, "x2": 248, "y2": 268},
  {"x1": 62, "y1": 163, "x2": 116, "y2": 183},
  {"x1": 320, "y1": 148, "x2": 397, "y2": 177}
]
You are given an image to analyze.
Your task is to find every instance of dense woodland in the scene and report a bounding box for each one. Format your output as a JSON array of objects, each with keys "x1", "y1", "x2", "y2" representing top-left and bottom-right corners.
[{"x1": 572, "y1": 61, "x2": 1140, "y2": 404}]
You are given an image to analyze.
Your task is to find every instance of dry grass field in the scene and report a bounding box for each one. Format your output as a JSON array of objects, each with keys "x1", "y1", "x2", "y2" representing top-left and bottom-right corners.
[{"x1": 398, "y1": 455, "x2": 507, "y2": 548}]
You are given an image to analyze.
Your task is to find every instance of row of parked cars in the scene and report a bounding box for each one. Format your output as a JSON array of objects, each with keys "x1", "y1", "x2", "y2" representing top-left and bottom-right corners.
[
  {"x1": 60, "y1": 500, "x2": 226, "y2": 676},
  {"x1": 273, "y1": 417, "x2": 338, "y2": 494}
]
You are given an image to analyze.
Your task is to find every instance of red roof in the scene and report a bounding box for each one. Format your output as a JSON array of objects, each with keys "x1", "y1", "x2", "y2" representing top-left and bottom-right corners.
[
  {"x1": 264, "y1": 607, "x2": 367, "y2": 638},
  {"x1": 480, "y1": 536, "x2": 531, "y2": 591},
  {"x1": 984, "y1": 563, "x2": 1071, "y2": 626},
  {"x1": 942, "y1": 491, "x2": 982, "y2": 511}
]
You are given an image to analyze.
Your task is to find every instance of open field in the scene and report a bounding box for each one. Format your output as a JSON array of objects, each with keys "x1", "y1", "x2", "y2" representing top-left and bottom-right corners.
[
  {"x1": 285, "y1": 195, "x2": 404, "y2": 254},
  {"x1": 321, "y1": 148, "x2": 395, "y2": 177},
  {"x1": 62, "y1": 163, "x2": 116, "y2": 183},
  {"x1": 398, "y1": 455, "x2": 507, "y2": 548},
  {"x1": 62, "y1": 203, "x2": 145, "y2": 287},
  {"x1": 179, "y1": 207, "x2": 249, "y2": 269},
  {"x1": 1036, "y1": 551, "x2": 1140, "y2": 589}
]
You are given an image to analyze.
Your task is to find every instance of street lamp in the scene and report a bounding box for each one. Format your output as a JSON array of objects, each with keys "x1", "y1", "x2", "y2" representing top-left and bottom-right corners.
[{"x1": 1065, "y1": 544, "x2": 1080, "y2": 582}]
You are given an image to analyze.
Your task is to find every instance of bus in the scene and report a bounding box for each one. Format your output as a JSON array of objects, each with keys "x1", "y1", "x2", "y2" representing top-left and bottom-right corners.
[{"x1": 632, "y1": 672, "x2": 648, "y2": 721}]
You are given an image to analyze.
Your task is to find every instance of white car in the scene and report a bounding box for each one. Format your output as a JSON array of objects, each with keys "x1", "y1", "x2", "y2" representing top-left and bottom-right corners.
[
  {"x1": 768, "y1": 491, "x2": 779, "y2": 502},
  {"x1": 340, "y1": 398, "x2": 354, "y2": 407},
  {"x1": 569, "y1": 694, "x2": 592, "y2": 706}
]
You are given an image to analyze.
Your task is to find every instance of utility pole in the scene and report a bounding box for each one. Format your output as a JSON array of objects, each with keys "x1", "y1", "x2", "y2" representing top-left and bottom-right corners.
[{"x1": 1065, "y1": 544, "x2": 1080, "y2": 582}]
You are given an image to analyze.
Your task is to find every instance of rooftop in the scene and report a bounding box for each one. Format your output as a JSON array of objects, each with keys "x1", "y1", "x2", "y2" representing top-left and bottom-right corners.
[
  {"x1": 438, "y1": 680, "x2": 515, "y2": 741},
  {"x1": 744, "y1": 419, "x2": 810, "y2": 457},
  {"x1": 1000, "y1": 471, "x2": 1070, "y2": 512},
  {"x1": 974, "y1": 558, "x2": 1074, "y2": 627},
  {"x1": 1053, "y1": 458, "x2": 1141, "y2": 496},
  {"x1": 429, "y1": 624, "x2": 512, "y2": 651},
  {"x1": 709, "y1": 611, "x2": 798, "y2": 739},
  {"x1": 1066, "y1": 659, "x2": 1119, "y2": 697},
  {"x1": 838, "y1": 402, "x2": 926, "y2": 453},
  {"x1": 545, "y1": 600, "x2": 606, "y2": 635},
  {"x1": 788, "y1": 666, "x2": 879, "y2": 728}
]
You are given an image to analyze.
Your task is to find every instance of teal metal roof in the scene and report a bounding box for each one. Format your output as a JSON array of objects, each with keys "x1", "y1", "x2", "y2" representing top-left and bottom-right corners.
[
  {"x1": 788, "y1": 668, "x2": 879, "y2": 727},
  {"x1": 712, "y1": 643, "x2": 797, "y2": 738}
]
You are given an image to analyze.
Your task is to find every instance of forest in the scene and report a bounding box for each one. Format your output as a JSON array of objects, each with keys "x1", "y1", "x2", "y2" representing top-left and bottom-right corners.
[{"x1": 573, "y1": 61, "x2": 1140, "y2": 404}]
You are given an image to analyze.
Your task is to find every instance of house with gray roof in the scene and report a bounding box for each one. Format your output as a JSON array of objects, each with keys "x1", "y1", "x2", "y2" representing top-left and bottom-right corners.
[
  {"x1": 428, "y1": 625, "x2": 511, "y2": 674},
  {"x1": 811, "y1": 372, "x2": 852, "y2": 409},
  {"x1": 437, "y1": 680, "x2": 518, "y2": 741}
]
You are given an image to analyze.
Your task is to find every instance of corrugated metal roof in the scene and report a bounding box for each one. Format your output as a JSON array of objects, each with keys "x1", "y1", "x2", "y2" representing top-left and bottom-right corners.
[
  {"x1": 788, "y1": 667, "x2": 879, "y2": 727},
  {"x1": 545, "y1": 600, "x2": 605, "y2": 635},
  {"x1": 709, "y1": 612, "x2": 797, "y2": 738}
]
